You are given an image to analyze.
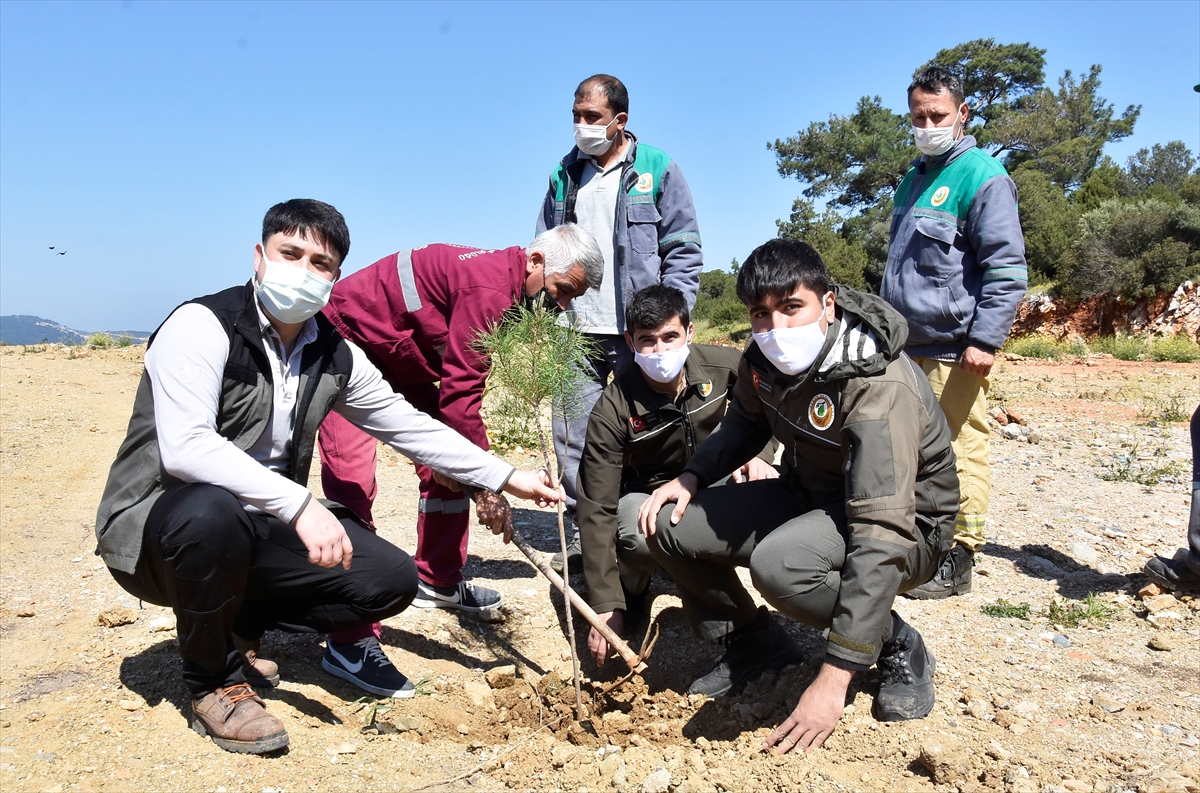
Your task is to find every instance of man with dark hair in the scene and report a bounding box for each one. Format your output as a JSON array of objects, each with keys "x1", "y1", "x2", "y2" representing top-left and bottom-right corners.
[
  {"x1": 881, "y1": 66, "x2": 1027, "y2": 598},
  {"x1": 638, "y1": 239, "x2": 958, "y2": 751},
  {"x1": 95, "y1": 199, "x2": 560, "y2": 754},
  {"x1": 575, "y1": 284, "x2": 778, "y2": 666},
  {"x1": 314, "y1": 224, "x2": 603, "y2": 693},
  {"x1": 537, "y1": 73, "x2": 704, "y2": 573}
]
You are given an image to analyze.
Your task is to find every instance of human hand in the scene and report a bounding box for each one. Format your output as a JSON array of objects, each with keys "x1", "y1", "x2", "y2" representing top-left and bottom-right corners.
[
  {"x1": 637, "y1": 472, "x2": 699, "y2": 537},
  {"x1": 293, "y1": 499, "x2": 354, "y2": 570},
  {"x1": 502, "y1": 469, "x2": 561, "y2": 508},
  {"x1": 587, "y1": 610, "x2": 626, "y2": 667},
  {"x1": 732, "y1": 457, "x2": 780, "y2": 483},
  {"x1": 474, "y1": 490, "x2": 512, "y2": 543},
  {"x1": 959, "y1": 345, "x2": 995, "y2": 377},
  {"x1": 431, "y1": 470, "x2": 463, "y2": 492},
  {"x1": 762, "y1": 663, "x2": 852, "y2": 754}
]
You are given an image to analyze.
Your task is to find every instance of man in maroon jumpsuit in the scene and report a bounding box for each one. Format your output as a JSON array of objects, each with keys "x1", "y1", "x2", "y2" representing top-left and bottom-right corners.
[{"x1": 316, "y1": 225, "x2": 603, "y2": 694}]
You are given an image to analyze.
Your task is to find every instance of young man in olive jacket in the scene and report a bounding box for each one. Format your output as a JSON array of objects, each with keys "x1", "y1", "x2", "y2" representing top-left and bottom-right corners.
[
  {"x1": 639, "y1": 239, "x2": 959, "y2": 753},
  {"x1": 576, "y1": 285, "x2": 779, "y2": 667}
]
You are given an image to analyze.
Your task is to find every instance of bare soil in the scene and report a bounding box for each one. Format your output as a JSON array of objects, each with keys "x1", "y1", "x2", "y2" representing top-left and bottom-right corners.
[{"x1": 1, "y1": 345, "x2": 1198, "y2": 793}]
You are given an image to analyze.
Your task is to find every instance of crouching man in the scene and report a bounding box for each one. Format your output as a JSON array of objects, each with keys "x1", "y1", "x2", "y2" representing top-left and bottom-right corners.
[
  {"x1": 94, "y1": 199, "x2": 559, "y2": 755},
  {"x1": 576, "y1": 284, "x2": 777, "y2": 667},
  {"x1": 638, "y1": 239, "x2": 958, "y2": 752}
]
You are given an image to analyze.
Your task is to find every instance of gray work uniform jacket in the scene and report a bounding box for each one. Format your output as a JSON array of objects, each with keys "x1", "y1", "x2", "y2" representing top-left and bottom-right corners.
[{"x1": 536, "y1": 133, "x2": 703, "y2": 330}]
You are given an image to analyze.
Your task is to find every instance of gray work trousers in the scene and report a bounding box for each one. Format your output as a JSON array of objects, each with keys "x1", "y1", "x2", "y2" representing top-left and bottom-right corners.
[
  {"x1": 554, "y1": 334, "x2": 633, "y2": 522},
  {"x1": 615, "y1": 492, "x2": 661, "y2": 596},
  {"x1": 645, "y1": 479, "x2": 940, "y2": 643}
]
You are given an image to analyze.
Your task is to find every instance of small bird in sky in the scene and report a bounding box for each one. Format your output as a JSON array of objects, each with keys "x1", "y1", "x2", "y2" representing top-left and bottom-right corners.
[
  {"x1": 48, "y1": 246, "x2": 55, "y2": 249},
  {"x1": 57, "y1": 251, "x2": 67, "y2": 255}
]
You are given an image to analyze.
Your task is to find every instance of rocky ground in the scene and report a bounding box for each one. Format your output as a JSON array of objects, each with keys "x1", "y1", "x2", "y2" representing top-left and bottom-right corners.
[{"x1": 1, "y1": 344, "x2": 1198, "y2": 793}]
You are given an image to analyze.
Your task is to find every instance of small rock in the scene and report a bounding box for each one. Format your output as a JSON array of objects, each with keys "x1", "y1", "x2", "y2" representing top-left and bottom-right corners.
[
  {"x1": 464, "y1": 681, "x2": 493, "y2": 708},
  {"x1": 598, "y1": 754, "x2": 626, "y2": 786},
  {"x1": 1182, "y1": 736, "x2": 1200, "y2": 748},
  {"x1": 1069, "y1": 542, "x2": 1100, "y2": 567},
  {"x1": 1028, "y1": 430, "x2": 1042, "y2": 444},
  {"x1": 477, "y1": 607, "x2": 505, "y2": 624},
  {"x1": 98, "y1": 607, "x2": 139, "y2": 628},
  {"x1": 986, "y1": 740, "x2": 1012, "y2": 760},
  {"x1": 550, "y1": 746, "x2": 577, "y2": 768},
  {"x1": 602, "y1": 711, "x2": 632, "y2": 732},
  {"x1": 16, "y1": 606, "x2": 35, "y2": 618},
  {"x1": 1027, "y1": 556, "x2": 1066, "y2": 578},
  {"x1": 1101, "y1": 526, "x2": 1128, "y2": 539},
  {"x1": 1053, "y1": 634, "x2": 1071, "y2": 648},
  {"x1": 1091, "y1": 692, "x2": 1125, "y2": 713},
  {"x1": 1005, "y1": 407, "x2": 1026, "y2": 425},
  {"x1": 485, "y1": 664, "x2": 517, "y2": 689},
  {"x1": 325, "y1": 742, "x2": 357, "y2": 755},
  {"x1": 919, "y1": 736, "x2": 969, "y2": 785},
  {"x1": 393, "y1": 716, "x2": 422, "y2": 732},
  {"x1": 148, "y1": 616, "x2": 175, "y2": 633},
  {"x1": 1143, "y1": 594, "x2": 1180, "y2": 614},
  {"x1": 1003, "y1": 424, "x2": 1025, "y2": 440},
  {"x1": 991, "y1": 407, "x2": 1010, "y2": 426},
  {"x1": 118, "y1": 699, "x2": 141, "y2": 711},
  {"x1": 1139, "y1": 582, "x2": 1165, "y2": 598},
  {"x1": 966, "y1": 699, "x2": 992, "y2": 720},
  {"x1": 1062, "y1": 780, "x2": 1093, "y2": 792},
  {"x1": 26, "y1": 711, "x2": 44, "y2": 722},
  {"x1": 642, "y1": 768, "x2": 672, "y2": 793},
  {"x1": 457, "y1": 723, "x2": 470, "y2": 735},
  {"x1": 1149, "y1": 634, "x2": 1176, "y2": 652},
  {"x1": 1147, "y1": 611, "x2": 1185, "y2": 629}
]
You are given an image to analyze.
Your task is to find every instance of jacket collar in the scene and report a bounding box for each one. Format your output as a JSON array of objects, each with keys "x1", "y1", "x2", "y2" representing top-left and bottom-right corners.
[{"x1": 915, "y1": 134, "x2": 977, "y2": 174}]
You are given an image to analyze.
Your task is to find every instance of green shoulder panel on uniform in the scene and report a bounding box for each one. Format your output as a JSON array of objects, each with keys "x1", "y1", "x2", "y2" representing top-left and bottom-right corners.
[
  {"x1": 900, "y1": 148, "x2": 1011, "y2": 229},
  {"x1": 549, "y1": 164, "x2": 569, "y2": 204},
  {"x1": 630, "y1": 143, "x2": 672, "y2": 200}
]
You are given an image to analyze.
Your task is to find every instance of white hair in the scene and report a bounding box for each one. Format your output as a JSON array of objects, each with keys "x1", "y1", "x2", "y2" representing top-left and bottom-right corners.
[{"x1": 527, "y1": 224, "x2": 604, "y2": 291}]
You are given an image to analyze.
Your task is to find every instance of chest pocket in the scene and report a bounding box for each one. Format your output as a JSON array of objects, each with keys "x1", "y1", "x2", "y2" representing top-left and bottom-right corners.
[
  {"x1": 915, "y1": 216, "x2": 958, "y2": 249},
  {"x1": 627, "y1": 202, "x2": 661, "y2": 255}
]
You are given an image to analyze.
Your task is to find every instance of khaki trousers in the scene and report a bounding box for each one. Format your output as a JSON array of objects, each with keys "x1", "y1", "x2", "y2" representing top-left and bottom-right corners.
[{"x1": 914, "y1": 358, "x2": 990, "y2": 550}]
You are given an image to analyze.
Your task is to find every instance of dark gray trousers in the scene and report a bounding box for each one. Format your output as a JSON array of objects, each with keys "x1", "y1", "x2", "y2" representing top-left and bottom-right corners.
[
  {"x1": 109, "y1": 483, "x2": 417, "y2": 697},
  {"x1": 645, "y1": 479, "x2": 939, "y2": 643},
  {"x1": 1188, "y1": 406, "x2": 1200, "y2": 573}
]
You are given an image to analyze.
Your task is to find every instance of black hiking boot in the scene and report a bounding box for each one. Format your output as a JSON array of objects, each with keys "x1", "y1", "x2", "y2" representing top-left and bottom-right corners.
[
  {"x1": 904, "y1": 544, "x2": 973, "y2": 600},
  {"x1": 688, "y1": 607, "x2": 806, "y2": 697},
  {"x1": 872, "y1": 612, "x2": 936, "y2": 722},
  {"x1": 1143, "y1": 554, "x2": 1200, "y2": 593}
]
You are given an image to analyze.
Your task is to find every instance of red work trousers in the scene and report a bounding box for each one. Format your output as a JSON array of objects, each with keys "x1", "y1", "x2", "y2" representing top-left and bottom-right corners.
[{"x1": 319, "y1": 384, "x2": 473, "y2": 644}]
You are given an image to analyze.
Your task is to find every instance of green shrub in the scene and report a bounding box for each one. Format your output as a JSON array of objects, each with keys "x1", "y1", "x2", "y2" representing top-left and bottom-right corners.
[
  {"x1": 1147, "y1": 334, "x2": 1200, "y2": 363},
  {"x1": 1044, "y1": 593, "x2": 1116, "y2": 628},
  {"x1": 980, "y1": 599, "x2": 1032, "y2": 620},
  {"x1": 116, "y1": 334, "x2": 135, "y2": 348},
  {"x1": 1005, "y1": 334, "x2": 1082, "y2": 360},
  {"x1": 86, "y1": 332, "x2": 113, "y2": 348},
  {"x1": 1091, "y1": 335, "x2": 1145, "y2": 361}
]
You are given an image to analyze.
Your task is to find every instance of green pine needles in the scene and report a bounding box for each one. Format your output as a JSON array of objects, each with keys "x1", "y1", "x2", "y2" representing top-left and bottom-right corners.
[{"x1": 475, "y1": 306, "x2": 598, "y2": 476}]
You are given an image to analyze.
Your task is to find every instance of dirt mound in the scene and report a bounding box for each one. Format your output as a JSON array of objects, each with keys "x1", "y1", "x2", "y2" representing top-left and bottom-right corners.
[{"x1": 1013, "y1": 282, "x2": 1200, "y2": 341}]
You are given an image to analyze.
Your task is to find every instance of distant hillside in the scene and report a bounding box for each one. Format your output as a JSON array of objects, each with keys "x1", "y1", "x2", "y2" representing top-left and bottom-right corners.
[{"x1": 0, "y1": 315, "x2": 150, "y2": 346}]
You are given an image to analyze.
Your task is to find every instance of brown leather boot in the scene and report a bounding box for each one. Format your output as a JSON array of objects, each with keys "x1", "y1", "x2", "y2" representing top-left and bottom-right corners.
[
  {"x1": 191, "y1": 683, "x2": 289, "y2": 754},
  {"x1": 232, "y1": 634, "x2": 280, "y2": 687}
]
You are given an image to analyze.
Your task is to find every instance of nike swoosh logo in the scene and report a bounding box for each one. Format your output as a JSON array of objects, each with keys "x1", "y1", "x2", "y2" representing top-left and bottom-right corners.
[
  {"x1": 328, "y1": 645, "x2": 363, "y2": 674},
  {"x1": 420, "y1": 585, "x2": 460, "y2": 604}
]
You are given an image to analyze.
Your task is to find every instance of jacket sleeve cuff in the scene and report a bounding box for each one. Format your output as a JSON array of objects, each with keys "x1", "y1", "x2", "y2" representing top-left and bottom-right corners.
[
  {"x1": 286, "y1": 492, "x2": 313, "y2": 525},
  {"x1": 681, "y1": 464, "x2": 713, "y2": 490}
]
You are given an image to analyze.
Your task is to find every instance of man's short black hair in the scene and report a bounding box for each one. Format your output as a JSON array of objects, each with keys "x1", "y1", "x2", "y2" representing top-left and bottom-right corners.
[
  {"x1": 262, "y1": 199, "x2": 350, "y2": 264},
  {"x1": 576, "y1": 74, "x2": 629, "y2": 117},
  {"x1": 908, "y1": 66, "x2": 965, "y2": 106},
  {"x1": 625, "y1": 284, "x2": 689, "y2": 333},
  {"x1": 736, "y1": 239, "x2": 830, "y2": 306}
]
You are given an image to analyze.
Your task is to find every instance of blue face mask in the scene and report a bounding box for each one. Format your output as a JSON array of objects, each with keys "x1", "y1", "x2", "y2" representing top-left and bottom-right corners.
[{"x1": 255, "y1": 254, "x2": 334, "y2": 324}]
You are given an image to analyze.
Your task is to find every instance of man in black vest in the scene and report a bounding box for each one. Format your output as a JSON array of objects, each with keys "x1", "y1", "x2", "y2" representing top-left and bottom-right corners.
[{"x1": 95, "y1": 199, "x2": 559, "y2": 755}]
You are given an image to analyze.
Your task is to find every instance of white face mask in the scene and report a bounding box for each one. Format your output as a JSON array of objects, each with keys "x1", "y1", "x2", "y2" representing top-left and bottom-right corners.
[
  {"x1": 912, "y1": 108, "x2": 964, "y2": 157},
  {"x1": 752, "y1": 318, "x2": 828, "y2": 376},
  {"x1": 634, "y1": 344, "x2": 690, "y2": 384},
  {"x1": 574, "y1": 117, "x2": 617, "y2": 156},
  {"x1": 255, "y1": 252, "x2": 335, "y2": 324}
]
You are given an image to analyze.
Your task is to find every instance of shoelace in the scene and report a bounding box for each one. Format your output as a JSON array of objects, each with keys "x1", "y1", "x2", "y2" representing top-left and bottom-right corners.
[
  {"x1": 877, "y1": 643, "x2": 914, "y2": 685},
  {"x1": 355, "y1": 638, "x2": 394, "y2": 668},
  {"x1": 216, "y1": 682, "x2": 258, "y2": 706}
]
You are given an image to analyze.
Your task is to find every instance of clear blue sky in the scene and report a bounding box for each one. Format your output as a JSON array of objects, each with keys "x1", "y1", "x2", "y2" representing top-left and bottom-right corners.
[{"x1": 1, "y1": 0, "x2": 1197, "y2": 331}]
